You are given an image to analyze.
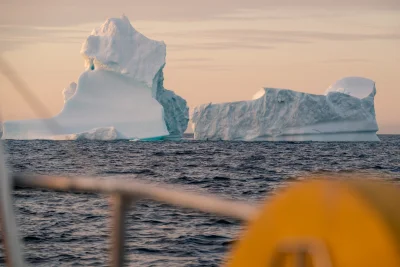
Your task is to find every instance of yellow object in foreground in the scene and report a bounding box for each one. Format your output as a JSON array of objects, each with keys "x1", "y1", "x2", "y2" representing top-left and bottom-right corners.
[{"x1": 227, "y1": 179, "x2": 400, "y2": 267}]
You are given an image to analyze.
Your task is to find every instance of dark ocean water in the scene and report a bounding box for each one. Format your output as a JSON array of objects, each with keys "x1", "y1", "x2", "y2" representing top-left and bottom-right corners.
[{"x1": 1, "y1": 135, "x2": 399, "y2": 266}]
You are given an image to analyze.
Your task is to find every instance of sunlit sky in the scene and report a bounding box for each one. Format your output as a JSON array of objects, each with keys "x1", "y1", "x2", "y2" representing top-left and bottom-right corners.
[{"x1": 1, "y1": 0, "x2": 399, "y2": 133}]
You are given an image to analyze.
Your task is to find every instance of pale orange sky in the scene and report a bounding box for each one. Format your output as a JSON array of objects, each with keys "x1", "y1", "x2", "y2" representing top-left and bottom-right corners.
[{"x1": 1, "y1": 1, "x2": 399, "y2": 133}]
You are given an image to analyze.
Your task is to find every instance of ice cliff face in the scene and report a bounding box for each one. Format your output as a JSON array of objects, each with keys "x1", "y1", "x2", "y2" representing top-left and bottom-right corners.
[
  {"x1": 192, "y1": 77, "x2": 379, "y2": 141},
  {"x1": 2, "y1": 15, "x2": 188, "y2": 140},
  {"x1": 154, "y1": 70, "x2": 189, "y2": 139}
]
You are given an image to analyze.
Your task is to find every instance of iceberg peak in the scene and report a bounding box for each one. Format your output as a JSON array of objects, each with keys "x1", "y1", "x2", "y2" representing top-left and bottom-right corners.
[{"x1": 81, "y1": 15, "x2": 166, "y2": 88}]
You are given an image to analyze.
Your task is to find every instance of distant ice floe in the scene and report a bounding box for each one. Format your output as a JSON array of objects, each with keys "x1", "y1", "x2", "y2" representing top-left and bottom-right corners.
[{"x1": 63, "y1": 127, "x2": 125, "y2": 141}]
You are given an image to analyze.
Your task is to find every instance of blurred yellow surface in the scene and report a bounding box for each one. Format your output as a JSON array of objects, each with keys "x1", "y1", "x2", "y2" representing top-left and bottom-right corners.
[{"x1": 227, "y1": 179, "x2": 400, "y2": 267}]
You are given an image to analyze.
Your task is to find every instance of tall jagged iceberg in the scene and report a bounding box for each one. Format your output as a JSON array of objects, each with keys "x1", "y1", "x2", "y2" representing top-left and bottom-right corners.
[
  {"x1": 192, "y1": 77, "x2": 379, "y2": 141},
  {"x1": 2, "y1": 15, "x2": 189, "y2": 140}
]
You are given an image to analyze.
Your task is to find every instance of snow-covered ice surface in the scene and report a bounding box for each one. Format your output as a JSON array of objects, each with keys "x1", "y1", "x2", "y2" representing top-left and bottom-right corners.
[
  {"x1": 192, "y1": 77, "x2": 379, "y2": 141},
  {"x1": 325, "y1": 76, "x2": 376, "y2": 99},
  {"x1": 2, "y1": 15, "x2": 188, "y2": 140}
]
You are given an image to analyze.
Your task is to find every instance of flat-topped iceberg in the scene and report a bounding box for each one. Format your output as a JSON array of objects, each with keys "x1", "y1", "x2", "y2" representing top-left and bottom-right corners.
[
  {"x1": 2, "y1": 15, "x2": 189, "y2": 140},
  {"x1": 192, "y1": 77, "x2": 379, "y2": 141}
]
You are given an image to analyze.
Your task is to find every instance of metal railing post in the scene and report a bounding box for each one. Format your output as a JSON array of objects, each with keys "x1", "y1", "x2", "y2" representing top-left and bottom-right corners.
[
  {"x1": 0, "y1": 140, "x2": 24, "y2": 267},
  {"x1": 110, "y1": 194, "x2": 135, "y2": 267}
]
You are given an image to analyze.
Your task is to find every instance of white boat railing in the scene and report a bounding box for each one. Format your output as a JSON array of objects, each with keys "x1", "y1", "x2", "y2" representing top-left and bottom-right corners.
[
  {"x1": 12, "y1": 174, "x2": 257, "y2": 221},
  {"x1": 2, "y1": 172, "x2": 258, "y2": 267}
]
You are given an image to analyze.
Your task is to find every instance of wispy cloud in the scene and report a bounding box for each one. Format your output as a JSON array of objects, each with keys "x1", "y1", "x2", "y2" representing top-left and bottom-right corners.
[
  {"x1": 169, "y1": 57, "x2": 212, "y2": 62},
  {"x1": 1, "y1": 3, "x2": 399, "y2": 53},
  {"x1": 161, "y1": 29, "x2": 399, "y2": 52},
  {"x1": 168, "y1": 64, "x2": 232, "y2": 71},
  {"x1": 196, "y1": 29, "x2": 400, "y2": 42},
  {"x1": 0, "y1": 25, "x2": 87, "y2": 51},
  {"x1": 1, "y1": 0, "x2": 399, "y2": 27},
  {"x1": 211, "y1": 8, "x2": 351, "y2": 21},
  {"x1": 3, "y1": 24, "x2": 399, "y2": 53},
  {"x1": 320, "y1": 58, "x2": 370, "y2": 63},
  {"x1": 168, "y1": 42, "x2": 274, "y2": 51},
  {"x1": 166, "y1": 57, "x2": 233, "y2": 71}
]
